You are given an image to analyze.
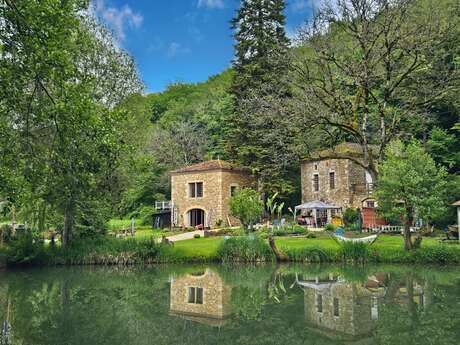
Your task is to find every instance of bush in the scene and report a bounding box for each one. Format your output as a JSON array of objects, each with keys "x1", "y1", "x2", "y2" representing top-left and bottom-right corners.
[
  {"x1": 324, "y1": 224, "x2": 336, "y2": 232},
  {"x1": 194, "y1": 234, "x2": 201, "y2": 239},
  {"x1": 229, "y1": 189, "x2": 264, "y2": 231},
  {"x1": 217, "y1": 236, "x2": 275, "y2": 263},
  {"x1": 306, "y1": 232, "x2": 316, "y2": 239},
  {"x1": 45, "y1": 237, "x2": 176, "y2": 265},
  {"x1": 343, "y1": 208, "x2": 359, "y2": 226},
  {"x1": 6, "y1": 230, "x2": 46, "y2": 264},
  {"x1": 0, "y1": 224, "x2": 13, "y2": 244}
]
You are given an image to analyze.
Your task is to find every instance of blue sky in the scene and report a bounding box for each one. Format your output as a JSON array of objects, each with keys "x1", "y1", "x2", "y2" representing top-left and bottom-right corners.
[{"x1": 93, "y1": 0, "x2": 317, "y2": 93}]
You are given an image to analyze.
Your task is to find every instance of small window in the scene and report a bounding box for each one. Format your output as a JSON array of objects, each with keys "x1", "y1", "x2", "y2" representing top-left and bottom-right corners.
[
  {"x1": 333, "y1": 298, "x2": 340, "y2": 317},
  {"x1": 329, "y1": 171, "x2": 335, "y2": 189},
  {"x1": 367, "y1": 201, "x2": 375, "y2": 208},
  {"x1": 313, "y1": 174, "x2": 319, "y2": 192},
  {"x1": 196, "y1": 182, "x2": 203, "y2": 197},
  {"x1": 188, "y1": 287, "x2": 204, "y2": 304},
  {"x1": 188, "y1": 182, "x2": 203, "y2": 198},
  {"x1": 230, "y1": 185, "x2": 238, "y2": 197},
  {"x1": 316, "y1": 294, "x2": 323, "y2": 313}
]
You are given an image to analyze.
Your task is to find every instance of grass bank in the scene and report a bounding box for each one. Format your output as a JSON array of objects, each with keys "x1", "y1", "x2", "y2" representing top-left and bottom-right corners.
[{"x1": 2, "y1": 233, "x2": 460, "y2": 266}]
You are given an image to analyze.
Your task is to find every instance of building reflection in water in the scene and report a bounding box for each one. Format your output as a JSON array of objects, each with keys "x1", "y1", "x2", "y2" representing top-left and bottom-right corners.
[
  {"x1": 298, "y1": 272, "x2": 426, "y2": 342},
  {"x1": 169, "y1": 269, "x2": 232, "y2": 327}
]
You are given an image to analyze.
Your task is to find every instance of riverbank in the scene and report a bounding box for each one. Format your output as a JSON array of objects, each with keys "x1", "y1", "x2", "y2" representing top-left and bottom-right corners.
[{"x1": 1, "y1": 234, "x2": 459, "y2": 266}]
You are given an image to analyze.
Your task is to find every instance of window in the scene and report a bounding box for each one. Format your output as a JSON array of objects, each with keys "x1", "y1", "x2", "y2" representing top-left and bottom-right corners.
[
  {"x1": 313, "y1": 174, "x2": 319, "y2": 192},
  {"x1": 329, "y1": 171, "x2": 335, "y2": 189},
  {"x1": 188, "y1": 182, "x2": 203, "y2": 198},
  {"x1": 230, "y1": 185, "x2": 238, "y2": 197},
  {"x1": 333, "y1": 298, "x2": 340, "y2": 317},
  {"x1": 366, "y1": 201, "x2": 375, "y2": 208},
  {"x1": 188, "y1": 287, "x2": 203, "y2": 304},
  {"x1": 316, "y1": 294, "x2": 323, "y2": 313}
]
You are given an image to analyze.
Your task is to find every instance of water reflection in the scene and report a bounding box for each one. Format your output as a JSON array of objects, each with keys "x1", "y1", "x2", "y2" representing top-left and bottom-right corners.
[
  {"x1": 169, "y1": 268, "x2": 232, "y2": 326},
  {"x1": 0, "y1": 265, "x2": 459, "y2": 345}
]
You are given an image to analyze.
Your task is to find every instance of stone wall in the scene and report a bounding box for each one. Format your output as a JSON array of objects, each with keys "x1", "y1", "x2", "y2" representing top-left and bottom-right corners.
[
  {"x1": 171, "y1": 169, "x2": 254, "y2": 228},
  {"x1": 169, "y1": 269, "x2": 232, "y2": 320},
  {"x1": 303, "y1": 282, "x2": 377, "y2": 338},
  {"x1": 300, "y1": 158, "x2": 370, "y2": 209},
  {"x1": 220, "y1": 171, "x2": 255, "y2": 226}
]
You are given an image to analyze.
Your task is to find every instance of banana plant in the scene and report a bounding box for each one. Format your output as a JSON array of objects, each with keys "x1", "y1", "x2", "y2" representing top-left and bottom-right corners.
[
  {"x1": 266, "y1": 192, "x2": 278, "y2": 222},
  {"x1": 288, "y1": 207, "x2": 297, "y2": 223},
  {"x1": 276, "y1": 202, "x2": 285, "y2": 224}
]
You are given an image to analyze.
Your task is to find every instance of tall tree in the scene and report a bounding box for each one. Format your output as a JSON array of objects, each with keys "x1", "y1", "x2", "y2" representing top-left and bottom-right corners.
[
  {"x1": 0, "y1": 0, "x2": 142, "y2": 245},
  {"x1": 291, "y1": 0, "x2": 460, "y2": 180},
  {"x1": 227, "y1": 0, "x2": 298, "y2": 195},
  {"x1": 375, "y1": 140, "x2": 447, "y2": 250}
]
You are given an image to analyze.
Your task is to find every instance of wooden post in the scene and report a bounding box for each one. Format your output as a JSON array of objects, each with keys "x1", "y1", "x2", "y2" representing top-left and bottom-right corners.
[
  {"x1": 457, "y1": 206, "x2": 460, "y2": 244},
  {"x1": 452, "y1": 201, "x2": 460, "y2": 244},
  {"x1": 130, "y1": 218, "x2": 135, "y2": 237}
]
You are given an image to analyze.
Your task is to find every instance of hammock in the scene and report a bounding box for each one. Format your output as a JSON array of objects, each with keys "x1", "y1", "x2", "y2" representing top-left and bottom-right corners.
[{"x1": 333, "y1": 234, "x2": 379, "y2": 244}]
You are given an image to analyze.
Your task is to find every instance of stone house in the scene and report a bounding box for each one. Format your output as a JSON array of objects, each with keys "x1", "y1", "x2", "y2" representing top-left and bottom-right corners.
[
  {"x1": 170, "y1": 160, "x2": 255, "y2": 228},
  {"x1": 300, "y1": 143, "x2": 376, "y2": 214},
  {"x1": 169, "y1": 269, "x2": 232, "y2": 326},
  {"x1": 299, "y1": 273, "x2": 386, "y2": 341}
]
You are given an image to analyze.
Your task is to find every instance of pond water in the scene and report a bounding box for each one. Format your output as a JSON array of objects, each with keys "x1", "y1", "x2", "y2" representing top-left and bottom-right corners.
[{"x1": 0, "y1": 264, "x2": 459, "y2": 345}]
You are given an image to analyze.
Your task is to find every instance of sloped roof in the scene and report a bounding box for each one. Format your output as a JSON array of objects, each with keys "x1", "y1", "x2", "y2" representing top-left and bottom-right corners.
[
  {"x1": 452, "y1": 200, "x2": 460, "y2": 206},
  {"x1": 303, "y1": 142, "x2": 379, "y2": 162},
  {"x1": 295, "y1": 200, "x2": 341, "y2": 210},
  {"x1": 170, "y1": 160, "x2": 247, "y2": 174}
]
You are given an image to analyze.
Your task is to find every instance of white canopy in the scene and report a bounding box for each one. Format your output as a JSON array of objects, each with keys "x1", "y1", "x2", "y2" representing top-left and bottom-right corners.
[{"x1": 295, "y1": 200, "x2": 341, "y2": 210}]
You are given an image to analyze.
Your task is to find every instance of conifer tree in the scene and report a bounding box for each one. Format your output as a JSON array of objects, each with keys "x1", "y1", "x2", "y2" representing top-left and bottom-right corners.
[{"x1": 227, "y1": 0, "x2": 298, "y2": 196}]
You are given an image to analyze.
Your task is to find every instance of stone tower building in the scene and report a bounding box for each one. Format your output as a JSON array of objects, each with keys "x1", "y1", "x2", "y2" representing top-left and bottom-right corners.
[
  {"x1": 301, "y1": 143, "x2": 375, "y2": 210},
  {"x1": 170, "y1": 160, "x2": 255, "y2": 228}
]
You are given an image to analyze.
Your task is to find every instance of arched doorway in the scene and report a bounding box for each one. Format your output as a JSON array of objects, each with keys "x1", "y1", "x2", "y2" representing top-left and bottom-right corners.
[{"x1": 188, "y1": 209, "x2": 205, "y2": 227}]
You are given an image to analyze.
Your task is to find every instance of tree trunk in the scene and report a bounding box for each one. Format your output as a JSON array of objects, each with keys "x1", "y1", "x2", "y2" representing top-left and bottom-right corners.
[
  {"x1": 62, "y1": 201, "x2": 74, "y2": 247},
  {"x1": 403, "y1": 207, "x2": 414, "y2": 250},
  {"x1": 11, "y1": 204, "x2": 16, "y2": 235},
  {"x1": 268, "y1": 235, "x2": 288, "y2": 262}
]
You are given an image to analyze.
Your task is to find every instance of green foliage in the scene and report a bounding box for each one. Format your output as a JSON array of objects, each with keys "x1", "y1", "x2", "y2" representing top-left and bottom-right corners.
[
  {"x1": 229, "y1": 188, "x2": 264, "y2": 231},
  {"x1": 217, "y1": 236, "x2": 275, "y2": 263},
  {"x1": 343, "y1": 208, "x2": 359, "y2": 227},
  {"x1": 376, "y1": 140, "x2": 448, "y2": 230},
  {"x1": 324, "y1": 224, "x2": 336, "y2": 232},
  {"x1": 0, "y1": 0, "x2": 142, "y2": 246},
  {"x1": 0, "y1": 224, "x2": 13, "y2": 244},
  {"x1": 338, "y1": 242, "x2": 371, "y2": 263},
  {"x1": 193, "y1": 234, "x2": 201, "y2": 239}
]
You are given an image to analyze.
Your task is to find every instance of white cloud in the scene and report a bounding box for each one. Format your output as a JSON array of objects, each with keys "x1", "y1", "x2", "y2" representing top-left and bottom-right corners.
[
  {"x1": 166, "y1": 42, "x2": 191, "y2": 58},
  {"x1": 290, "y1": 0, "x2": 323, "y2": 12},
  {"x1": 93, "y1": 0, "x2": 143, "y2": 41},
  {"x1": 197, "y1": 0, "x2": 225, "y2": 9}
]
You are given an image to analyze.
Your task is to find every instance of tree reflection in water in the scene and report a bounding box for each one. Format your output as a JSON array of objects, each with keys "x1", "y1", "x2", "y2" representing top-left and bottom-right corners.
[{"x1": 0, "y1": 265, "x2": 458, "y2": 345}]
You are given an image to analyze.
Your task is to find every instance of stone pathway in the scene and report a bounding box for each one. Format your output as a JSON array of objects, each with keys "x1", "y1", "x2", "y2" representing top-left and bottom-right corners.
[{"x1": 165, "y1": 230, "x2": 205, "y2": 242}]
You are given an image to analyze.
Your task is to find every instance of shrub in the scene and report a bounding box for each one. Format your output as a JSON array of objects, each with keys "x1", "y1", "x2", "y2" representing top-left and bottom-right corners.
[
  {"x1": 229, "y1": 189, "x2": 264, "y2": 231},
  {"x1": 343, "y1": 208, "x2": 359, "y2": 226},
  {"x1": 306, "y1": 232, "x2": 316, "y2": 239},
  {"x1": 6, "y1": 231, "x2": 46, "y2": 264},
  {"x1": 0, "y1": 224, "x2": 13, "y2": 244},
  {"x1": 324, "y1": 223, "x2": 336, "y2": 232},
  {"x1": 217, "y1": 236, "x2": 274, "y2": 263},
  {"x1": 194, "y1": 234, "x2": 201, "y2": 239}
]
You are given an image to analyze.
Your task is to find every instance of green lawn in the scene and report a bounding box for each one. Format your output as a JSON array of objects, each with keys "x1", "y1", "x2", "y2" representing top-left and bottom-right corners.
[
  {"x1": 164, "y1": 234, "x2": 457, "y2": 261},
  {"x1": 173, "y1": 237, "x2": 224, "y2": 260}
]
